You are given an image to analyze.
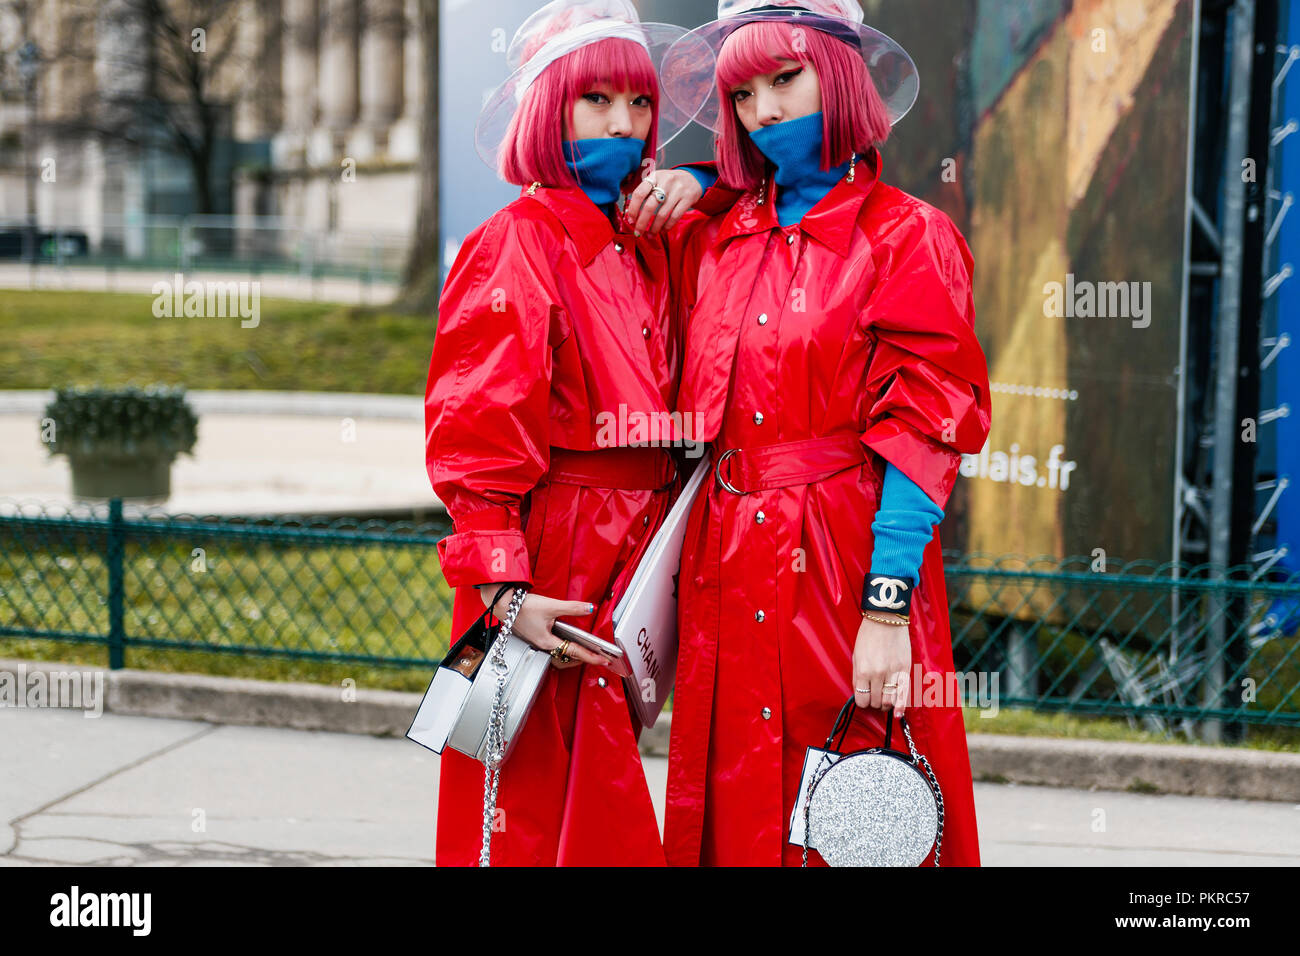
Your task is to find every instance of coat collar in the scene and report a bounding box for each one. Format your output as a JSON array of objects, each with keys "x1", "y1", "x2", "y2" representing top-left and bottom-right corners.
[
  {"x1": 520, "y1": 183, "x2": 619, "y2": 266},
  {"x1": 712, "y1": 145, "x2": 883, "y2": 257}
]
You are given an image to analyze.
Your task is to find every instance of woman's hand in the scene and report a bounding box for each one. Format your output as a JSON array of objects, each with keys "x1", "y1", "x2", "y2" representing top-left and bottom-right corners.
[
  {"x1": 624, "y1": 168, "x2": 705, "y2": 237},
  {"x1": 479, "y1": 586, "x2": 616, "y2": 671},
  {"x1": 853, "y1": 612, "x2": 912, "y2": 717}
]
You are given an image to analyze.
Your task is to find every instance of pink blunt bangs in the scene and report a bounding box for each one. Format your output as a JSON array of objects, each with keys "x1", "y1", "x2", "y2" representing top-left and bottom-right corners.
[
  {"x1": 714, "y1": 21, "x2": 891, "y2": 190},
  {"x1": 499, "y1": 37, "x2": 661, "y2": 191}
]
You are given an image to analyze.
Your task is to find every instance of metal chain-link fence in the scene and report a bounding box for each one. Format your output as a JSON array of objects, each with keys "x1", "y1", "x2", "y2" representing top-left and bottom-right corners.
[
  {"x1": 3, "y1": 499, "x2": 1299, "y2": 730},
  {"x1": 944, "y1": 554, "x2": 1300, "y2": 730}
]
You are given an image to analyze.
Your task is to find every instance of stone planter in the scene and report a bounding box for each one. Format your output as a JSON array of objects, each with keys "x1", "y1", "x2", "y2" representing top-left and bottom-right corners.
[
  {"x1": 67, "y1": 452, "x2": 173, "y2": 501},
  {"x1": 43, "y1": 384, "x2": 197, "y2": 503}
]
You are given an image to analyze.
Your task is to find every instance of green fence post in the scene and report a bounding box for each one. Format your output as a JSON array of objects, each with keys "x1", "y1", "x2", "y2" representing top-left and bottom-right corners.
[
  {"x1": 107, "y1": 497, "x2": 126, "y2": 669},
  {"x1": 1005, "y1": 621, "x2": 1038, "y2": 701}
]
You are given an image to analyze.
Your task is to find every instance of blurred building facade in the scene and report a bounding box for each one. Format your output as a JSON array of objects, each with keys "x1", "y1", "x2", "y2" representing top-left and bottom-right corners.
[{"x1": 0, "y1": 0, "x2": 424, "y2": 247}]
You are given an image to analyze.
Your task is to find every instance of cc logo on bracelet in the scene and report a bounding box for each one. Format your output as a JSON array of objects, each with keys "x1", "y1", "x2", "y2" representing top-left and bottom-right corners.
[{"x1": 868, "y1": 576, "x2": 909, "y2": 610}]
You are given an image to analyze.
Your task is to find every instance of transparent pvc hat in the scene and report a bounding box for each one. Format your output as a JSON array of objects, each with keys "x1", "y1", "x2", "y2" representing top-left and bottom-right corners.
[
  {"x1": 474, "y1": 0, "x2": 694, "y2": 172},
  {"x1": 661, "y1": 0, "x2": 919, "y2": 134}
]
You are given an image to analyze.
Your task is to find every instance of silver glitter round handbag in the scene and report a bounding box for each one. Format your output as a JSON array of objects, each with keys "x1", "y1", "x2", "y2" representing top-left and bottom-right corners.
[{"x1": 802, "y1": 699, "x2": 945, "y2": 867}]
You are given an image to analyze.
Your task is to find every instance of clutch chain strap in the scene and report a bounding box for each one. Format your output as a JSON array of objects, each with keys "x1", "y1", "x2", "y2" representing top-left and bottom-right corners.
[
  {"x1": 479, "y1": 585, "x2": 528, "y2": 867},
  {"x1": 800, "y1": 714, "x2": 946, "y2": 867}
]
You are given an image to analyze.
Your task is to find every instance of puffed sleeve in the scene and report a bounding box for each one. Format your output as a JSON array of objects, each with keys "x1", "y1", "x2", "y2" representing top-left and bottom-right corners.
[
  {"x1": 425, "y1": 210, "x2": 568, "y2": 588},
  {"x1": 860, "y1": 207, "x2": 991, "y2": 510}
]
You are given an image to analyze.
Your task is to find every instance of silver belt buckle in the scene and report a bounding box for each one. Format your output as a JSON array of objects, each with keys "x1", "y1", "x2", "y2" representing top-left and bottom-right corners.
[{"x1": 714, "y1": 447, "x2": 744, "y2": 495}]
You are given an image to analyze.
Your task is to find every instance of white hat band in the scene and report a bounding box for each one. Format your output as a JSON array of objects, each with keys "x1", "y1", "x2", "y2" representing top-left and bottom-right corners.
[{"x1": 513, "y1": 19, "x2": 650, "y2": 104}]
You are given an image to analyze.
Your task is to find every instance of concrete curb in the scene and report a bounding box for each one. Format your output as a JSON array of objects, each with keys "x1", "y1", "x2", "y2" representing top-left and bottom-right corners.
[
  {"x1": 5, "y1": 658, "x2": 1298, "y2": 802},
  {"x1": 110, "y1": 668, "x2": 420, "y2": 737},
  {"x1": 0, "y1": 389, "x2": 422, "y2": 420},
  {"x1": 966, "y1": 732, "x2": 1300, "y2": 802}
]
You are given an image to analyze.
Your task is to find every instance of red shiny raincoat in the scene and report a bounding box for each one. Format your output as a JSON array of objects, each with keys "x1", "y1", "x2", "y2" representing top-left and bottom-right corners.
[
  {"x1": 664, "y1": 148, "x2": 992, "y2": 867},
  {"x1": 424, "y1": 182, "x2": 725, "y2": 866}
]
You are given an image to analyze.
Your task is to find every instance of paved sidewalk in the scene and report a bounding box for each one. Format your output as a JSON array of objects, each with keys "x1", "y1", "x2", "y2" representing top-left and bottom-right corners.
[
  {"x1": 0, "y1": 264, "x2": 399, "y2": 306},
  {"x1": 0, "y1": 389, "x2": 436, "y2": 519},
  {"x1": 4, "y1": 707, "x2": 1298, "y2": 866}
]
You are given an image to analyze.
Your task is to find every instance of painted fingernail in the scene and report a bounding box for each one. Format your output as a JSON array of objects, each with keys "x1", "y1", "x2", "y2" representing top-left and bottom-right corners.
[{"x1": 588, "y1": 603, "x2": 595, "y2": 613}]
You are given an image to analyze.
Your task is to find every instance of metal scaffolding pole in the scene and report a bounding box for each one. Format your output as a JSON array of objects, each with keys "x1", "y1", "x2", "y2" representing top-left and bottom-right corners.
[{"x1": 1206, "y1": 0, "x2": 1258, "y2": 742}]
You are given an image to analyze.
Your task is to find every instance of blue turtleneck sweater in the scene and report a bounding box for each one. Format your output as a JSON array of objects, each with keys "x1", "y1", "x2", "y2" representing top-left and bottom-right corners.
[
  {"x1": 680, "y1": 114, "x2": 944, "y2": 588},
  {"x1": 563, "y1": 136, "x2": 643, "y2": 213},
  {"x1": 751, "y1": 111, "x2": 854, "y2": 226}
]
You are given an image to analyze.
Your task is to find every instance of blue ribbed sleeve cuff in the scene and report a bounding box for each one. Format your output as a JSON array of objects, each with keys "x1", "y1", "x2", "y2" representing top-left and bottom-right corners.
[
  {"x1": 678, "y1": 165, "x2": 719, "y2": 191},
  {"x1": 869, "y1": 462, "x2": 945, "y2": 586}
]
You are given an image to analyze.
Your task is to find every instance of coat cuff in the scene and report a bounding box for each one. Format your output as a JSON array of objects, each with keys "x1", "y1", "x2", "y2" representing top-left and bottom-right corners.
[
  {"x1": 861, "y1": 419, "x2": 962, "y2": 511},
  {"x1": 436, "y1": 529, "x2": 533, "y2": 588}
]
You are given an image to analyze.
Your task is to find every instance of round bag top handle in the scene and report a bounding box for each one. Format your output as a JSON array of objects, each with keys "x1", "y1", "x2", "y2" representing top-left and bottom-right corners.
[{"x1": 826, "y1": 697, "x2": 902, "y2": 755}]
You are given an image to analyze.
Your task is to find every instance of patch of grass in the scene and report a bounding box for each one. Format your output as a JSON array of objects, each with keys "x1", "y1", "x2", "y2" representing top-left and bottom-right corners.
[
  {"x1": 964, "y1": 705, "x2": 1300, "y2": 752},
  {"x1": 0, "y1": 290, "x2": 434, "y2": 393}
]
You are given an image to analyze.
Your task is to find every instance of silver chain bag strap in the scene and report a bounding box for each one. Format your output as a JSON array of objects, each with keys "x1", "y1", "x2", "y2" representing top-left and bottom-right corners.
[
  {"x1": 479, "y1": 584, "x2": 530, "y2": 866},
  {"x1": 801, "y1": 699, "x2": 945, "y2": 867}
]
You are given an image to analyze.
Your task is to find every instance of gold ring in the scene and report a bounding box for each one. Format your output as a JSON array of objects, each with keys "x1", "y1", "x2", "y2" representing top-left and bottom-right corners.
[
  {"x1": 550, "y1": 639, "x2": 572, "y2": 663},
  {"x1": 883, "y1": 682, "x2": 898, "y2": 689}
]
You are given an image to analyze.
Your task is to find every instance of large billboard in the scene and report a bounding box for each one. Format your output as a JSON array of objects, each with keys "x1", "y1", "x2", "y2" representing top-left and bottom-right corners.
[{"x1": 856, "y1": 0, "x2": 1196, "y2": 577}]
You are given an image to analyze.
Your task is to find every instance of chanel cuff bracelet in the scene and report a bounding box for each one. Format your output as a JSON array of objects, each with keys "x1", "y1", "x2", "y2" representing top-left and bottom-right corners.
[{"x1": 861, "y1": 573, "x2": 914, "y2": 617}]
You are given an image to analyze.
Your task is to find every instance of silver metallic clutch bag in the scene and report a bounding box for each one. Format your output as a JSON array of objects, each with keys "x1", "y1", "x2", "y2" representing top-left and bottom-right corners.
[
  {"x1": 447, "y1": 612, "x2": 550, "y2": 764},
  {"x1": 797, "y1": 699, "x2": 945, "y2": 867},
  {"x1": 406, "y1": 584, "x2": 549, "y2": 864},
  {"x1": 407, "y1": 584, "x2": 548, "y2": 764}
]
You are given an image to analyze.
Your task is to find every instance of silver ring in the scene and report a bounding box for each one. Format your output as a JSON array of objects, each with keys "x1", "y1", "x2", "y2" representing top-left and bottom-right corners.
[
  {"x1": 854, "y1": 687, "x2": 871, "y2": 694},
  {"x1": 714, "y1": 448, "x2": 744, "y2": 495},
  {"x1": 652, "y1": 187, "x2": 667, "y2": 203}
]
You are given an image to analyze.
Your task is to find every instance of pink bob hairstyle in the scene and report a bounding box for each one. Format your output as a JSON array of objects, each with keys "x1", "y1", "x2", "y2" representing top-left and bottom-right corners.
[
  {"x1": 498, "y1": 37, "x2": 660, "y2": 190},
  {"x1": 714, "y1": 21, "x2": 891, "y2": 190}
]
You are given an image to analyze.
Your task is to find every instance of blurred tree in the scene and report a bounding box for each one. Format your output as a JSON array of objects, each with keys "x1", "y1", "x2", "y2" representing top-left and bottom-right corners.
[
  {"x1": 96, "y1": 0, "x2": 251, "y2": 216},
  {"x1": 1, "y1": 0, "x2": 271, "y2": 216},
  {"x1": 394, "y1": 0, "x2": 438, "y2": 314}
]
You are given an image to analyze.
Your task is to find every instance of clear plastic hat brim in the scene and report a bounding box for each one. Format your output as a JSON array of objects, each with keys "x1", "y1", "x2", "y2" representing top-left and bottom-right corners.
[
  {"x1": 661, "y1": 9, "x2": 919, "y2": 134},
  {"x1": 475, "y1": 22, "x2": 694, "y2": 173}
]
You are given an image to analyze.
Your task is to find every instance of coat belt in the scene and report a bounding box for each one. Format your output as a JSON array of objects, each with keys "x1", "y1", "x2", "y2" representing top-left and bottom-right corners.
[
  {"x1": 547, "y1": 446, "x2": 676, "y2": 491},
  {"x1": 713, "y1": 431, "x2": 867, "y2": 494}
]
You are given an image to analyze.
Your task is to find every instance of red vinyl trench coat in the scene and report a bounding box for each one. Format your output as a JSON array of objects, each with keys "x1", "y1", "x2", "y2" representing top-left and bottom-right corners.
[
  {"x1": 664, "y1": 148, "x2": 993, "y2": 867},
  {"x1": 424, "y1": 180, "x2": 730, "y2": 866}
]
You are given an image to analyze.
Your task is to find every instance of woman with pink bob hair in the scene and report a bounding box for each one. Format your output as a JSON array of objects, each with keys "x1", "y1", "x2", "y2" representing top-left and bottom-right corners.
[
  {"x1": 423, "y1": 0, "x2": 731, "y2": 866},
  {"x1": 629, "y1": 0, "x2": 993, "y2": 867}
]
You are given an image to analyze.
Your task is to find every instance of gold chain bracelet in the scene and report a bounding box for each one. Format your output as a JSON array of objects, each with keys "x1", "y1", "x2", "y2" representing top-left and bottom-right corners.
[{"x1": 862, "y1": 611, "x2": 910, "y2": 626}]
